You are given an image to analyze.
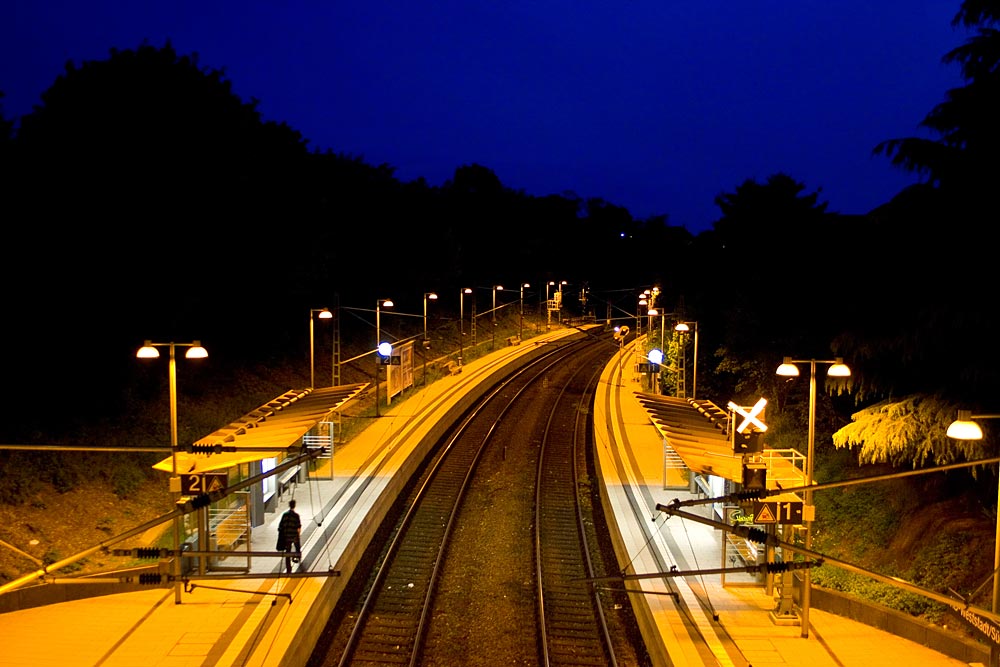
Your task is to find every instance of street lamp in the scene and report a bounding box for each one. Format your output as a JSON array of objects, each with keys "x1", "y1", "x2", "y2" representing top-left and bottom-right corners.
[
  {"x1": 556, "y1": 280, "x2": 567, "y2": 323},
  {"x1": 948, "y1": 408, "x2": 1000, "y2": 660},
  {"x1": 675, "y1": 321, "x2": 699, "y2": 400},
  {"x1": 647, "y1": 348, "x2": 664, "y2": 395},
  {"x1": 309, "y1": 308, "x2": 332, "y2": 388},
  {"x1": 459, "y1": 288, "x2": 471, "y2": 366},
  {"x1": 375, "y1": 299, "x2": 393, "y2": 417},
  {"x1": 546, "y1": 281, "x2": 555, "y2": 329},
  {"x1": 775, "y1": 356, "x2": 851, "y2": 637},
  {"x1": 137, "y1": 340, "x2": 208, "y2": 604},
  {"x1": 492, "y1": 285, "x2": 503, "y2": 349},
  {"x1": 423, "y1": 292, "x2": 437, "y2": 385},
  {"x1": 519, "y1": 283, "x2": 529, "y2": 341},
  {"x1": 647, "y1": 287, "x2": 660, "y2": 332},
  {"x1": 637, "y1": 293, "x2": 649, "y2": 337}
]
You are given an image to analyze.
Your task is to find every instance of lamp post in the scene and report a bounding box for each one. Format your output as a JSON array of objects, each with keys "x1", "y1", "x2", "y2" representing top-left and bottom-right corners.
[
  {"x1": 647, "y1": 286, "x2": 660, "y2": 334},
  {"x1": 137, "y1": 340, "x2": 208, "y2": 604},
  {"x1": 375, "y1": 299, "x2": 393, "y2": 417},
  {"x1": 675, "y1": 321, "x2": 699, "y2": 400},
  {"x1": 492, "y1": 285, "x2": 503, "y2": 350},
  {"x1": 775, "y1": 356, "x2": 851, "y2": 637},
  {"x1": 459, "y1": 287, "x2": 471, "y2": 366},
  {"x1": 546, "y1": 281, "x2": 554, "y2": 329},
  {"x1": 647, "y1": 348, "x2": 664, "y2": 395},
  {"x1": 309, "y1": 308, "x2": 332, "y2": 388},
  {"x1": 423, "y1": 292, "x2": 437, "y2": 385},
  {"x1": 948, "y1": 409, "x2": 1000, "y2": 666},
  {"x1": 647, "y1": 308, "x2": 664, "y2": 394},
  {"x1": 519, "y1": 283, "x2": 529, "y2": 341},
  {"x1": 556, "y1": 280, "x2": 567, "y2": 323},
  {"x1": 637, "y1": 293, "x2": 649, "y2": 338}
]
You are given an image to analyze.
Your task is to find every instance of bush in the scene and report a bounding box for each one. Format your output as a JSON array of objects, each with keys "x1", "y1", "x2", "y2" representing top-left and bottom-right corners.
[
  {"x1": 812, "y1": 565, "x2": 945, "y2": 619},
  {"x1": 108, "y1": 461, "x2": 147, "y2": 499},
  {"x1": 0, "y1": 453, "x2": 40, "y2": 504}
]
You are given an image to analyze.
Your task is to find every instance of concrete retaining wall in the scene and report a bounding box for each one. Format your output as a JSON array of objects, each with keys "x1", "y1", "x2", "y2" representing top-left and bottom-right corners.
[
  {"x1": 811, "y1": 585, "x2": 990, "y2": 665},
  {"x1": 0, "y1": 568, "x2": 158, "y2": 613}
]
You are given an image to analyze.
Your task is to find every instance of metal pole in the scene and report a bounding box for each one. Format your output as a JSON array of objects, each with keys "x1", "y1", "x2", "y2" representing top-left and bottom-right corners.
[
  {"x1": 692, "y1": 324, "x2": 699, "y2": 400},
  {"x1": 168, "y1": 344, "x2": 182, "y2": 604},
  {"x1": 519, "y1": 283, "x2": 526, "y2": 341},
  {"x1": 994, "y1": 465, "x2": 1000, "y2": 667},
  {"x1": 546, "y1": 282, "x2": 552, "y2": 329},
  {"x1": 375, "y1": 301, "x2": 381, "y2": 417},
  {"x1": 332, "y1": 300, "x2": 341, "y2": 387},
  {"x1": 802, "y1": 360, "x2": 817, "y2": 637},
  {"x1": 423, "y1": 294, "x2": 428, "y2": 385},
  {"x1": 459, "y1": 289, "x2": 465, "y2": 366},
  {"x1": 309, "y1": 314, "x2": 315, "y2": 389}
]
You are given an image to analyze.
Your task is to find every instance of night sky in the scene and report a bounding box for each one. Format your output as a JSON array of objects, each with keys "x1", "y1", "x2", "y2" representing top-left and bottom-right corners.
[{"x1": 4, "y1": 1, "x2": 966, "y2": 233}]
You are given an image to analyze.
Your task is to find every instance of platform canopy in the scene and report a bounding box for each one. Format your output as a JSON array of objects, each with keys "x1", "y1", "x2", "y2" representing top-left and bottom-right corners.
[
  {"x1": 634, "y1": 393, "x2": 807, "y2": 493},
  {"x1": 153, "y1": 383, "x2": 368, "y2": 474},
  {"x1": 633, "y1": 393, "x2": 743, "y2": 482}
]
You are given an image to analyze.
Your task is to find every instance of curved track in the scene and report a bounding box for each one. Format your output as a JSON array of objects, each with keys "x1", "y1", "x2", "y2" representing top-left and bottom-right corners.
[
  {"x1": 309, "y1": 331, "x2": 652, "y2": 666},
  {"x1": 535, "y1": 342, "x2": 621, "y2": 666}
]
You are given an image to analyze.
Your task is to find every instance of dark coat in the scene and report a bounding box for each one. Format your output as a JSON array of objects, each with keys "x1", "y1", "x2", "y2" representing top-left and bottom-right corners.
[{"x1": 276, "y1": 509, "x2": 301, "y2": 551}]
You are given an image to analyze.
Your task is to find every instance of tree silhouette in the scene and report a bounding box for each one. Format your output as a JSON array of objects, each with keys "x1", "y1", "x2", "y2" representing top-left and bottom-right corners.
[
  {"x1": 875, "y1": 3, "x2": 1000, "y2": 198},
  {"x1": 828, "y1": 1, "x2": 1000, "y2": 465},
  {"x1": 3, "y1": 42, "x2": 320, "y2": 430},
  {"x1": 701, "y1": 173, "x2": 839, "y2": 362}
]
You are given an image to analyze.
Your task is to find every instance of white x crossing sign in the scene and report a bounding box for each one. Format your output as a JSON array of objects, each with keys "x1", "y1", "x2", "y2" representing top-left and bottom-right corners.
[{"x1": 727, "y1": 397, "x2": 768, "y2": 433}]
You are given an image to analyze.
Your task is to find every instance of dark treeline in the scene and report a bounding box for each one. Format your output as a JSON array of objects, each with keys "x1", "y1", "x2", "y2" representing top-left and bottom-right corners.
[{"x1": 2, "y1": 1, "x2": 1000, "y2": 472}]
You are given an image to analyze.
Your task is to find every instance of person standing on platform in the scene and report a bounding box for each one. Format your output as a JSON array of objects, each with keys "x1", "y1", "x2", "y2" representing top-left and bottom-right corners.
[{"x1": 276, "y1": 499, "x2": 302, "y2": 574}]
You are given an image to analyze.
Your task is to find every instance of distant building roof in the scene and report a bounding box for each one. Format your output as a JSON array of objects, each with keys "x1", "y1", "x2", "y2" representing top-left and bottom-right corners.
[{"x1": 153, "y1": 383, "x2": 368, "y2": 474}]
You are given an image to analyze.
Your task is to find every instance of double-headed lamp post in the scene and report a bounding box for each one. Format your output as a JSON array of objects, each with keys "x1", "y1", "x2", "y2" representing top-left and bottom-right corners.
[
  {"x1": 137, "y1": 340, "x2": 208, "y2": 604},
  {"x1": 775, "y1": 356, "x2": 851, "y2": 637},
  {"x1": 375, "y1": 299, "x2": 393, "y2": 417},
  {"x1": 948, "y1": 409, "x2": 1000, "y2": 661},
  {"x1": 423, "y1": 293, "x2": 437, "y2": 384},
  {"x1": 309, "y1": 308, "x2": 333, "y2": 388},
  {"x1": 675, "y1": 321, "x2": 699, "y2": 400},
  {"x1": 459, "y1": 287, "x2": 472, "y2": 366}
]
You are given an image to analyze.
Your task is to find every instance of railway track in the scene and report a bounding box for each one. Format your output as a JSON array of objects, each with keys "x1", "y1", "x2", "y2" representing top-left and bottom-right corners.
[
  {"x1": 535, "y1": 338, "x2": 620, "y2": 666},
  {"x1": 308, "y1": 330, "x2": 652, "y2": 666}
]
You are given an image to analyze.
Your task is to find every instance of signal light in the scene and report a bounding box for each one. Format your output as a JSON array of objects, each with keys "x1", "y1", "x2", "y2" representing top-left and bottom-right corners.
[
  {"x1": 733, "y1": 430, "x2": 763, "y2": 454},
  {"x1": 190, "y1": 494, "x2": 212, "y2": 509},
  {"x1": 742, "y1": 463, "x2": 767, "y2": 491}
]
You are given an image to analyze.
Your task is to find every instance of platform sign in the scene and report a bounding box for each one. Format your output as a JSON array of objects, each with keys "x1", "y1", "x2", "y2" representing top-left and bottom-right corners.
[
  {"x1": 956, "y1": 607, "x2": 1000, "y2": 648},
  {"x1": 181, "y1": 472, "x2": 228, "y2": 495},
  {"x1": 752, "y1": 499, "x2": 803, "y2": 524}
]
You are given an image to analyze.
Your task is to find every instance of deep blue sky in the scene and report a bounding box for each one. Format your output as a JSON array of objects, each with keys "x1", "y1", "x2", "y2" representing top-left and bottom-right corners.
[{"x1": 4, "y1": 1, "x2": 967, "y2": 233}]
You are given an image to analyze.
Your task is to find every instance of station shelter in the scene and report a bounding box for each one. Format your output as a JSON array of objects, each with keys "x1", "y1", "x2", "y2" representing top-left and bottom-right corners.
[
  {"x1": 633, "y1": 393, "x2": 807, "y2": 590},
  {"x1": 152, "y1": 383, "x2": 367, "y2": 572}
]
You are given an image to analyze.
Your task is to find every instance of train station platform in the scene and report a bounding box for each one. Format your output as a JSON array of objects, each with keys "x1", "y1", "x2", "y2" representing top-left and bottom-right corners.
[
  {"x1": 594, "y1": 339, "x2": 980, "y2": 667},
  {"x1": 0, "y1": 329, "x2": 983, "y2": 666}
]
